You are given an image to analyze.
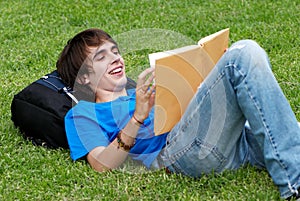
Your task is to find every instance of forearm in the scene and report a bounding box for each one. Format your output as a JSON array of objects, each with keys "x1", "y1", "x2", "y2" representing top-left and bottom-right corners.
[
  {"x1": 87, "y1": 116, "x2": 142, "y2": 172},
  {"x1": 88, "y1": 68, "x2": 155, "y2": 172}
]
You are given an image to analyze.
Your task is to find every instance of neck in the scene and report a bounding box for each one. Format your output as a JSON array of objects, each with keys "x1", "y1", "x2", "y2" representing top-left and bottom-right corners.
[{"x1": 95, "y1": 88, "x2": 127, "y2": 103}]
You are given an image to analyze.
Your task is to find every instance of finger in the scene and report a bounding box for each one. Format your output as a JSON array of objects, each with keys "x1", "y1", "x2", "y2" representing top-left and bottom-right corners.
[
  {"x1": 144, "y1": 72, "x2": 155, "y2": 86},
  {"x1": 148, "y1": 85, "x2": 156, "y2": 107},
  {"x1": 140, "y1": 73, "x2": 155, "y2": 92},
  {"x1": 145, "y1": 84, "x2": 155, "y2": 97},
  {"x1": 149, "y1": 92, "x2": 155, "y2": 108},
  {"x1": 136, "y1": 68, "x2": 155, "y2": 93},
  {"x1": 136, "y1": 68, "x2": 155, "y2": 87}
]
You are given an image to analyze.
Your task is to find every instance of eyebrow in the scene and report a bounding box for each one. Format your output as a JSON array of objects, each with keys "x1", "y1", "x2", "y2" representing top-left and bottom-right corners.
[{"x1": 93, "y1": 44, "x2": 118, "y2": 60}]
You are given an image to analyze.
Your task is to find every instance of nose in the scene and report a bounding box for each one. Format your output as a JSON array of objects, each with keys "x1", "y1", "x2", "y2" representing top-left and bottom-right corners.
[{"x1": 110, "y1": 53, "x2": 121, "y2": 64}]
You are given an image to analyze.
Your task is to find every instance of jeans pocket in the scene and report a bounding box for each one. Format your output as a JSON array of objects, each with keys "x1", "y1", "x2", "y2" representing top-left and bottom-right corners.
[{"x1": 167, "y1": 137, "x2": 228, "y2": 178}]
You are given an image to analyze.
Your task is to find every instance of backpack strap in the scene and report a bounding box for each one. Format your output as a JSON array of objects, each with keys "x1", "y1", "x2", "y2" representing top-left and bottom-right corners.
[
  {"x1": 36, "y1": 70, "x2": 79, "y2": 104},
  {"x1": 62, "y1": 87, "x2": 78, "y2": 104}
]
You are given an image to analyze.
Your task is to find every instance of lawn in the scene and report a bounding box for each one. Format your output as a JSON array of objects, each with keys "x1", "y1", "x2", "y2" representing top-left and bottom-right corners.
[{"x1": 0, "y1": 0, "x2": 299, "y2": 200}]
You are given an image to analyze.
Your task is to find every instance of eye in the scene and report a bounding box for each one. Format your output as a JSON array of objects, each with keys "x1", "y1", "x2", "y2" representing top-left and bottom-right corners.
[
  {"x1": 112, "y1": 47, "x2": 120, "y2": 55},
  {"x1": 94, "y1": 52, "x2": 105, "y2": 61},
  {"x1": 96, "y1": 55, "x2": 104, "y2": 61}
]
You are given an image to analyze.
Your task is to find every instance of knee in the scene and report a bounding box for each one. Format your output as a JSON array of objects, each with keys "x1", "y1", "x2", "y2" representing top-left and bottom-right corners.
[
  {"x1": 229, "y1": 39, "x2": 267, "y2": 58},
  {"x1": 229, "y1": 40, "x2": 265, "y2": 56},
  {"x1": 227, "y1": 39, "x2": 271, "y2": 69}
]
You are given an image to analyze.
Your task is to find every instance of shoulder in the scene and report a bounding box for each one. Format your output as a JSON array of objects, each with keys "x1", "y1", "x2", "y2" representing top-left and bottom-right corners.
[{"x1": 65, "y1": 100, "x2": 97, "y2": 119}]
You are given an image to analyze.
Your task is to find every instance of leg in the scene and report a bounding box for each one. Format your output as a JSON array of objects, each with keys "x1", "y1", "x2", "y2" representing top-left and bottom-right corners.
[{"x1": 160, "y1": 40, "x2": 300, "y2": 199}]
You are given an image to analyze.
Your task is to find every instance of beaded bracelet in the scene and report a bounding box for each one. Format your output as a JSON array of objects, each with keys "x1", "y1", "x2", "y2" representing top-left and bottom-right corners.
[{"x1": 116, "y1": 131, "x2": 135, "y2": 151}]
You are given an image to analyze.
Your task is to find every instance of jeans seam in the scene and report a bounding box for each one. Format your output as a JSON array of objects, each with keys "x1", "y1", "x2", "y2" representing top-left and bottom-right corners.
[
  {"x1": 184, "y1": 70, "x2": 226, "y2": 129},
  {"x1": 229, "y1": 62, "x2": 295, "y2": 196},
  {"x1": 169, "y1": 138, "x2": 228, "y2": 176}
]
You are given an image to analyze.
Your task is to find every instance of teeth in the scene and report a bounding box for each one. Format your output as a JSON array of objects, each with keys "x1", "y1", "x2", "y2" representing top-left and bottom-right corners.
[{"x1": 111, "y1": 67, "x2": 122, "y2": 74}]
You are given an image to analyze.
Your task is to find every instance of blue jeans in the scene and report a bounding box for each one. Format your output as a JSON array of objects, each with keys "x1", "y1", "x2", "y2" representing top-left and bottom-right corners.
[{"x1": 159, "y1": 40, "x2": 300, "y2": 198}]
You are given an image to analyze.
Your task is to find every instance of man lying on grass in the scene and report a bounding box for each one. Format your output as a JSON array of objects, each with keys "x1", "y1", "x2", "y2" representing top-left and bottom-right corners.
[{"x1": 56, "y1": 28, "x2": 300, "y2": 200}]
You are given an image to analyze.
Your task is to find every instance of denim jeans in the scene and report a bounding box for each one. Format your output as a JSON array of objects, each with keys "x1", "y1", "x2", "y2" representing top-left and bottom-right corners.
[{"x1": 159, "y1": 40, "x2": 300, "y2": 198}]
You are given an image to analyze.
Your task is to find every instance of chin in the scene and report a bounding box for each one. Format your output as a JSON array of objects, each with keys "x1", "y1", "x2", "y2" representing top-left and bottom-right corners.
[{"x1": 114, "y1": 76, "x2": 128, "y2": 91}]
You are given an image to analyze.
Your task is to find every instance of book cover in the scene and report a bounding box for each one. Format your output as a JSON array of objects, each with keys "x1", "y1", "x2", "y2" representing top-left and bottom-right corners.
[{"x1": 149, "y1": 28, "x2": 229, "y2": 135}]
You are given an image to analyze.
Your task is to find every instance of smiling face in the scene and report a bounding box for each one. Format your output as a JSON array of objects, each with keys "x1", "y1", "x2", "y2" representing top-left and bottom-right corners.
[{"x1": 84, "y1": 41, "x2": 128, "y2": 102}]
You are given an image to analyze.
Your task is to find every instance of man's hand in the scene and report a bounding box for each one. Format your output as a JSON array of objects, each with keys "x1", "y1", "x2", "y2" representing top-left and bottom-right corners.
[{"x1": 134, "y1": 68, "x2": 156, "y2": 123}]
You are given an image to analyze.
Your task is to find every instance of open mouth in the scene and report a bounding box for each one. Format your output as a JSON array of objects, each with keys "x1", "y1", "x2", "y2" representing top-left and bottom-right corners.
[{"x1": 108, "y1": 66, "x2": 123, "y2": 75}]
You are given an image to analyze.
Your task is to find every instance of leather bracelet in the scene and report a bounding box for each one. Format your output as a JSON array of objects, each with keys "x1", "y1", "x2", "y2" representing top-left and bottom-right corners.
[
  {"x1": 116, "y1": 131, "x2": 135, "y2": 151},
  {"x1": 132, "y1": 115, "x2": 144, "y2": 126}
]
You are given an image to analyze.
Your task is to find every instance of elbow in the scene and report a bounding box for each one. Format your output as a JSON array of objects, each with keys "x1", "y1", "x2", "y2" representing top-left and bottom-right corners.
[
  {"x1": 90, "y1": 162, "x2": 111, "y2": 173},
  {"x1": 87, "y1": 152, "x2": 111, "y2": 173}
]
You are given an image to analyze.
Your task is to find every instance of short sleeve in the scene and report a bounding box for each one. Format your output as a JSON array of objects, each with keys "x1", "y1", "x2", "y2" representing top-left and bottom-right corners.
[{"x1": 65, "y1": 103, "x2": 110, "y2": 160}]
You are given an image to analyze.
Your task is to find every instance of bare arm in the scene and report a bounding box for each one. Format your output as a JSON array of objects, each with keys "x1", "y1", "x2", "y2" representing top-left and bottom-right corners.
[
  {"x1": 87, "y1": 68, "x2": 156, "y2": 172},
  {"x1": 87, "y1": 117, "x2": 141, "y2": 172}
]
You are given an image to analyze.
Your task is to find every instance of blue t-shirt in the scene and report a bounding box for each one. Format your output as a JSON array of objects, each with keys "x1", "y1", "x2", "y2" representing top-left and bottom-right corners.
[{"x1": 65, "y1": 89, "x2": 168, "y2": 168}]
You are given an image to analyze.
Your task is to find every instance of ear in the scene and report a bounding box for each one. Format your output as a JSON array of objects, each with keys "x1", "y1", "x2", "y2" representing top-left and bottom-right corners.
[{"x1": 75, "y1": 73, "x2": 90, "y2": 85}]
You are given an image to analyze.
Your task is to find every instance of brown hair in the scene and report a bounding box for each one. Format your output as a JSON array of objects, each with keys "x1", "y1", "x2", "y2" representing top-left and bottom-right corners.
[{"x1": 56, "y1": 28, "x2": 117, "y2": 101}]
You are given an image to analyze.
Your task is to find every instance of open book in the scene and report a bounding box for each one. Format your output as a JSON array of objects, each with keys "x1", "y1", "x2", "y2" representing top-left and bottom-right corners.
[{"x1": 149, "y1": 28, "x2": 229, "y2": 135}]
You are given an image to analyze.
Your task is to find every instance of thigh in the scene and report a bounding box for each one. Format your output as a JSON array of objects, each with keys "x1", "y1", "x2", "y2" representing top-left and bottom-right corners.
[{"x1": 160, "y1": 56, "x2": 248, "y2": 177}]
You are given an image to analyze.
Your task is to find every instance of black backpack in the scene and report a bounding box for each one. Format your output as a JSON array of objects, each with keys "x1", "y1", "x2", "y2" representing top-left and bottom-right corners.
[{"x1": 11, "y1": 70, "x2": 136, "y2": 149}]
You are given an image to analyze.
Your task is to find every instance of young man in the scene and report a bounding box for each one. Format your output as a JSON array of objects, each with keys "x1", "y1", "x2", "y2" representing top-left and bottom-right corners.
[{"x1": 57, "y1": 28, "x2": 300, "y2": 200}]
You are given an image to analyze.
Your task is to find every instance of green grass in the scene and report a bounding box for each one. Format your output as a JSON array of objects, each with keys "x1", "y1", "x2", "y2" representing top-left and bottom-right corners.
[{"x1": 0, "y1": 0, "x2": 299, "y2": 200}]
